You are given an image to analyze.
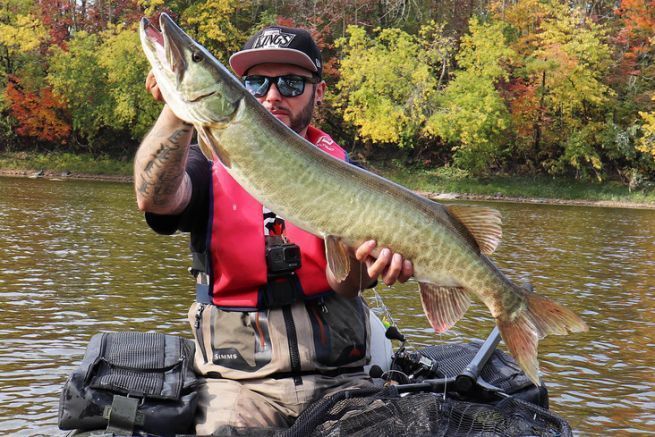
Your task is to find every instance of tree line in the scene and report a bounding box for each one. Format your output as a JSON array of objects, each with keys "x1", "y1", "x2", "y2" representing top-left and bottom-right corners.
[{"x1": 1, "y1": 0, "x2": 654, "y2": 184}]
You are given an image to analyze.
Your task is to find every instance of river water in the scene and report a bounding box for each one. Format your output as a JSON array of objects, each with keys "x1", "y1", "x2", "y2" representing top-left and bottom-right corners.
[{"x1": 0, "y1": 175, "x2": 653, "y2": 435}]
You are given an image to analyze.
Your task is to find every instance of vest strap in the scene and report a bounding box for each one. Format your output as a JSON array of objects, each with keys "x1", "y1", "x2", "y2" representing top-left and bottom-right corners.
[
  {"x1": 103, "y1": 394, "x2": 144, "y2": 434},
  {"x1": 260, "y1": 274, "x2": 304, "y2": 308},
  {"x1": 195, "y1": 272, "x2": 212, "y2": 304}
]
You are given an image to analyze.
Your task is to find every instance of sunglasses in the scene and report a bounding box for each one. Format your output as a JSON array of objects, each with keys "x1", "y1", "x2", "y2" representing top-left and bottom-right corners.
[{"x1": 243, "y1": 75, "x2": 320, "y2": 98}]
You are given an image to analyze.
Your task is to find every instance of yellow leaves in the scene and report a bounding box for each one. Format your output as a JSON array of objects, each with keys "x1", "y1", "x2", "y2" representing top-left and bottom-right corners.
[
  {"x1": 180, "y1": 0, "x2": 249, "y2": 64},
  {"x1": 98, "y1": 23, "x2": 142, "y2": 83},
  {"x1": 521, "y1": 1, "x2": 613, "y2": 118},
  {"x1": 137, "y1": 0, "x2": 166, "y2": 17},
  {"x1": 423, "y1": 18, "x2": 513, "y2": 174},
  {"x1": 97, "y1": 23, "x2": 149, "y2": 127},
  {"x1": 638, "y1": 98, "x2": 655, "y2": 158},
  {"x1": 336, "y1": 25, "x2": 439, "y2": 146},
  {"x1": 344, "y1": 99, "x2": 408, "y2": 144},
  {"x1": 458, "y1": 18, "x2": 514, "y2": 81},
  {"x1": 493, "y1": 0, "x2": 546, "y2": 34},
  {"x1": 0, "y1": 14, "x2": 48, "y2": 54}
]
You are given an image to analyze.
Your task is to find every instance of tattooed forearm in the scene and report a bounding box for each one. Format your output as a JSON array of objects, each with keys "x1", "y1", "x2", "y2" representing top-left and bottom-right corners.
[
  {"x1": 135, "y1": 123, "x2": 193, "y2": 211},
  {"x1": 138, "y1": 128, "x2": 188, "y2": 195}
]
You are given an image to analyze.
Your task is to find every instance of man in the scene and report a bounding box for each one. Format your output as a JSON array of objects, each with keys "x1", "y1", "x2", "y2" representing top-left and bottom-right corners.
[{"x1": 135, "y1": 25, "x2": 413, "y2": 433}]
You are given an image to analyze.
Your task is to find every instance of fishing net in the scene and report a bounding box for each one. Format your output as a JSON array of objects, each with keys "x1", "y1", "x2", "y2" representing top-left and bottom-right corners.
[
  {"x1": 294, "y1": 387, "x2": 570, "y2": 437},
  {"x1": 216, "y1": 385, "x2": 571, "y2": 437}
]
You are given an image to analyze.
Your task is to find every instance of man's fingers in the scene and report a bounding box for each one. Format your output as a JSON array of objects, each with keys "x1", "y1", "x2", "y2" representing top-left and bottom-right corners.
[
  {"x1": 382, "y1": 253, "x2": 403, "y2": 285},
  {"x1": 145, "y1": 71, "x2": 156, "y2": 90},
  {"x1": 398, "y1": 259, "x2": 413, "y2": 283},
  {"x1": 356, "y1": 240, "x2": 414, "y2": 285},
  {"x1": 145, "y1": 70, "x2": 165, "y2": 102},
  {"x1": 366, "y1": 247, "x2": 390, "y2": 278},
  {"x1": 355, "y1": 240, "x2": 376, "y2": 262}
]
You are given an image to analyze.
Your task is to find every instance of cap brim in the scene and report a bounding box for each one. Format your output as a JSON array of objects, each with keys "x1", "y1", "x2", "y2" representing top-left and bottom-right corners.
[{"x1": 229, "y1": 48, "x2": 318, "y2": 77}]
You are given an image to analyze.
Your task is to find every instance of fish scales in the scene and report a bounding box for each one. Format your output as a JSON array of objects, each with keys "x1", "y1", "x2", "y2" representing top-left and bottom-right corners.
[
  {"x1": 140, "y1": 13, "x2": 588, "y2": 386},
  {"x1": 226, "y1": 99, "x2": 534, "y2": 356}
]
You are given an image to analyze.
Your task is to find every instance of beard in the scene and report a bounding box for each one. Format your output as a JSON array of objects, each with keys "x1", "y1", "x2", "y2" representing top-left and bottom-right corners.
[{"x1": 289, "y1": 87, "x2": 315, "y2": 134}]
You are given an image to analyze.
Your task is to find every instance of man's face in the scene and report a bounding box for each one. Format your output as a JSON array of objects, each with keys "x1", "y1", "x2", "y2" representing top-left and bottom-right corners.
[{"x1": 245, "y1": 63, "x2": 325, "y2": 137}]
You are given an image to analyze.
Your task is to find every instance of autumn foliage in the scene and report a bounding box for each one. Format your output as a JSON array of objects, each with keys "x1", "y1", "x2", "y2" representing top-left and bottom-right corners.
[
  {"x1": 4, "y1": 76, "x2": 70, "y2": 145},
  {"x1": 0, "y1": 0, "x2": 654, "y2": 183}
]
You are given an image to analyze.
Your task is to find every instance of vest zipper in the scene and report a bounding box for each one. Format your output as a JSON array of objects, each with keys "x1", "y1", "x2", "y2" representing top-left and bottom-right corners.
[
  {"x1": 282, "y1": 305, "x2": 302, "y2": 385},
  {"x1": 194, "y1": 303, "x2": 209, "y2": 364}
]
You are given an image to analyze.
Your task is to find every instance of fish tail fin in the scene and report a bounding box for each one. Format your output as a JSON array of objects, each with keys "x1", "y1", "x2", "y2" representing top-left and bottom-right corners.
[
  {"x1": 497, "y1": 312, "x2": 541, "y2": 386},
  {"x1": 525, "y1": 291, "x2": 589, "y2": 337},
  {"x1": 497, "y1": 288, "x2": 588, "y2": 386}
]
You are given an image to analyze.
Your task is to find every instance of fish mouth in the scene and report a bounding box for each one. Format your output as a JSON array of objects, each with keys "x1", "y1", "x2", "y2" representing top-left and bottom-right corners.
[
  {"x1": 140, "y1": 18, "x2": 167, "y2": 69},
  {"x1": 140, "y1": 15, "x2": 213, "y2": 102},
  {"x1": 142, "y1": 16, "x2": 188, "y2": 85},
  {"x1": 142, "y1": 17, "x2": 163, "y2": 48},
  {"x1": 187, "y1": 91, "x2": 216, "y2": 103}
]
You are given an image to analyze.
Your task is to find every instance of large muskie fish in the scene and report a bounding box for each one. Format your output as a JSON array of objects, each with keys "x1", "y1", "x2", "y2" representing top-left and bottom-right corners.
[{"x1": 140, "y1": 13, "x2": 588, "y2": 385}]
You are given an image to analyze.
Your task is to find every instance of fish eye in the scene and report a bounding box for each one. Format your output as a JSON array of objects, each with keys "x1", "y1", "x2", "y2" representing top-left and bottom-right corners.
[{"x1": 191, "y1": 51, "x2": 204, "y2": 63}]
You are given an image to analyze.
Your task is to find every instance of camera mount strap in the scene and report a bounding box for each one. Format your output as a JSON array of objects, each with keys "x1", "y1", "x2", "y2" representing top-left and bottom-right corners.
[{"x1": 261, "y1": 274, "x2": 303, "y2": 308}]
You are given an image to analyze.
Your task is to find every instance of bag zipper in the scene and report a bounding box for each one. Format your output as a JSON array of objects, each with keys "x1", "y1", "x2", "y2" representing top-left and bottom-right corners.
[
  {"x1": 194, "y1": 303, "x2": 209, "y2": 364},
  {"x1": 282, "y1": 305, "x2": 302, "y2": 385}
]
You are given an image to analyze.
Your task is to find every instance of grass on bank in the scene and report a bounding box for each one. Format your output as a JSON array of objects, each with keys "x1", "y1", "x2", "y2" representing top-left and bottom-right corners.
[
  {"x1": 1, "y1": 151, "x2": 654, "y2": 204},
  {"x1": 0, "y1": 151, "x2": 133, "y2": 176},
  {"x1": 371, "y1": 161, "x2": 655, "y2": 204}
]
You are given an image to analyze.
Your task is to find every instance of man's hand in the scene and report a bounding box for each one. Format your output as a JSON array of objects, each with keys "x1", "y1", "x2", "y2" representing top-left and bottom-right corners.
[
  {"x1": 145, "y1": 70, "x2": 165, "y2": 102},
  {"x1": 355, "y1": 240, "x2": 413, "y2": 286}
]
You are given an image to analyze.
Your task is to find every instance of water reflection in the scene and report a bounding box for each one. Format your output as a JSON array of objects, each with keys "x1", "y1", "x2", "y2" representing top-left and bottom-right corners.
[{"x1": 0, "y1": 176, "x2": 653, "y2": 434}]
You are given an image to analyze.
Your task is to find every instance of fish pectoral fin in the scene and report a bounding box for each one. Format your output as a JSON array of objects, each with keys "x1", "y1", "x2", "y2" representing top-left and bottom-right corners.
[
  {"x1": 419, "y1": 282, "x2": 471, "y2": 334},
  {"x1": 196, "y1": 126, "x2": 214, "y2": 161},
  {"x1": 325, "y1": 235, "x2": 351, "y2": 283},
  {"x1": 446, "y1": 205, "x2": 503, "y2": 255},
  {"x1": 197, "y1": 125, "x2": 231, "y2": 167}
]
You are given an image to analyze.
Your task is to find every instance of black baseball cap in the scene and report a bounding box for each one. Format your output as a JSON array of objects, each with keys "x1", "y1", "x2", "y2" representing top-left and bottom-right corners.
[{"x1": 229, "y1": 26, "x2": 323, "y2": 79}]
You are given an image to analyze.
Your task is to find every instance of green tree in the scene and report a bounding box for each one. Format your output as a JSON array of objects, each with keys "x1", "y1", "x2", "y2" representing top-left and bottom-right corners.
[
  {"x1": 426, "y1": 18, "x2": 513, "y2": 174},
  {"x1": 335, "y1": 25, "x2": 446, "y2": 147},
  {"x1": 47, "y1": 25, "x2": 161, "y2": 153},
  {"x1": 180, "y1": 0, "x2": 252, "y2": 65},
  {"x1": 98, "y1": 24, "x2": 161, "y2": 142},
  {"x1": 47, "y1": 31, "x2": 111, "y2": 149},
  {"x1": 638, "y1": 97, "x2": 655, "y2": 159}
]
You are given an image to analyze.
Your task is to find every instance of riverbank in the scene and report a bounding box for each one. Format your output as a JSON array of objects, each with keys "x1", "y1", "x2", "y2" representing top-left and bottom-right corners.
[
  {"x1": 0, "y1": 151, "x2": 132, "y2": 182},
  {"x1": 372, "y1": 162, "x2": 655, "y2": 209},
  {"x1": 0, "y1": 168, "x2": 133, "y2": 183},
  {"x1": 2, "y1": 152, "x2": 654, "y2": 209}
]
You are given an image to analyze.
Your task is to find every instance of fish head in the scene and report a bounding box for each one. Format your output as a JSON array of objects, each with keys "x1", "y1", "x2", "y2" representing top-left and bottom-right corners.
[{"x1": 140, "y1": 13, "x2": 243, "y2": 126}]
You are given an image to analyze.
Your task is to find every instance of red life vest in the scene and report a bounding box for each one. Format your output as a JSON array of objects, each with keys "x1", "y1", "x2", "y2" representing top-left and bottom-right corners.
[{"x1": 207, "y1": 126, "x2": 347, "y2": 310}]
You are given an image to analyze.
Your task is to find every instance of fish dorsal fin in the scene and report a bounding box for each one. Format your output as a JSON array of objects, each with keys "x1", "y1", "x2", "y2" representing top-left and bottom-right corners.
[
  {"x1": 446, "y1": 205, "x2": 502, "y2": 255},
  {"x1": 419, "y1": 282, "x2": 471, "y2": 334},
  {"x1": 325, "y1": 235, "x2": 351, "y2": 283},
  {"x1": 197, "y1": 125, "x2": 231, "y2": 167}
]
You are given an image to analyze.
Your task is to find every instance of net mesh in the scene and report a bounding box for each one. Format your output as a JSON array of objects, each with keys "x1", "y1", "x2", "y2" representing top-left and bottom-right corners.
[{"x1": 287, "y1": 387, "x2": 571, "y2": 437}]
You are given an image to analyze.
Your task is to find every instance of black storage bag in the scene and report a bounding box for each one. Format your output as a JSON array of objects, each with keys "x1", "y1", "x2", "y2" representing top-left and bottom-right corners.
[{"x1": 58, "y1": 331, "x2": 200, "y2": 436}]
